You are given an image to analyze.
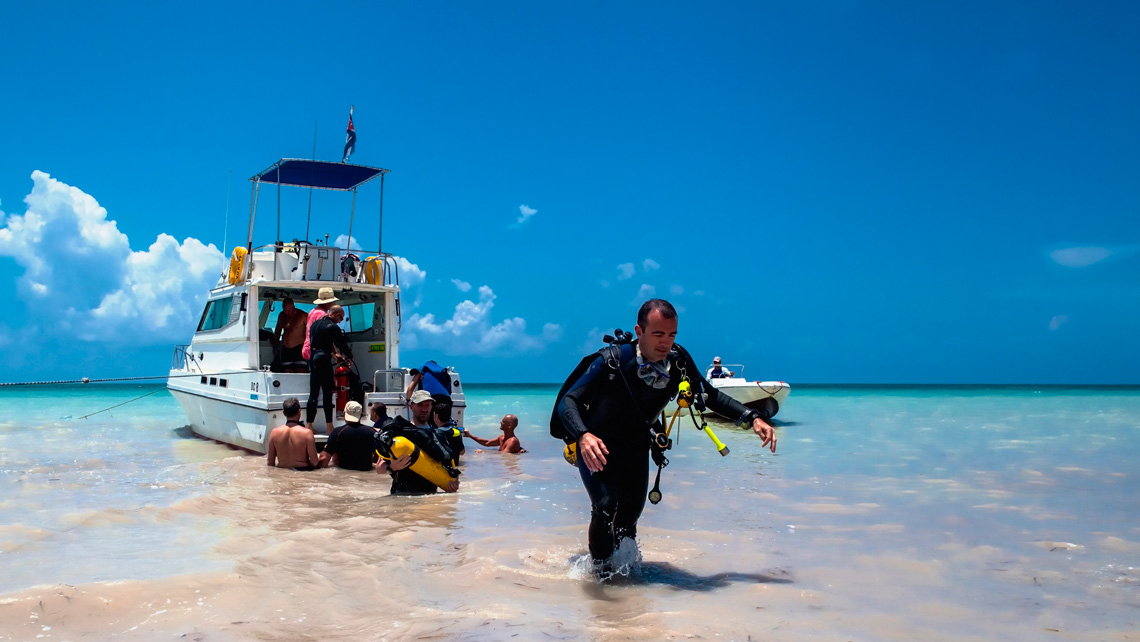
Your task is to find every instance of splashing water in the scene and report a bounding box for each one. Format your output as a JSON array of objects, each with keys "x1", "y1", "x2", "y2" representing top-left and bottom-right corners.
[{"x1": 567, "y1": 537, "x2": 643, "y2": 583}]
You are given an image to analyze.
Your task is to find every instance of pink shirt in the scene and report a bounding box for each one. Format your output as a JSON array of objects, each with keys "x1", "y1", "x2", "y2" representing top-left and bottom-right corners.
[{"x1": 300, "y1": 308, "x2": 328, "y2": 360}]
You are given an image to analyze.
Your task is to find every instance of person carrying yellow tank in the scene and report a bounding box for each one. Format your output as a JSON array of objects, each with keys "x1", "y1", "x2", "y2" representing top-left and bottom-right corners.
[{"x1": 375, "y1": 390, "x2": 460, "y2": 494}]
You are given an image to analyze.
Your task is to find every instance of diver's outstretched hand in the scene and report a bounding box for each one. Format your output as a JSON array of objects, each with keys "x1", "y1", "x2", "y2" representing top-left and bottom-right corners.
[
  {"x1": 578, "y1": 433, "x2": 609, "y2": 472},
  {"x1": 752, "y1": 417, "x2": 777, "y2": 453}
]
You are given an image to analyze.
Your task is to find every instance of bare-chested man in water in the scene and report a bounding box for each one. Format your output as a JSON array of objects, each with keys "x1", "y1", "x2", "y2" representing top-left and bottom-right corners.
[
  {"x1": 463, "y1": 414, "x2": 526, "y2": 454},
  {"x1": 267, "y1": 397, "x2": 320, "y2": 470}
]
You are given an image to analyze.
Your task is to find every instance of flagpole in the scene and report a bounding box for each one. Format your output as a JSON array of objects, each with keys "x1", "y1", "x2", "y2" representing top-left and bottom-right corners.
[
  {"x1": 347, "y1": 188, "x2": 357, "y2": 256},
  {"x1": 341, "y1": 105, "x2": 355, "y2": 254},
  {"x1": 378, "y1": 171, "x2": 384, "y2": 256}
]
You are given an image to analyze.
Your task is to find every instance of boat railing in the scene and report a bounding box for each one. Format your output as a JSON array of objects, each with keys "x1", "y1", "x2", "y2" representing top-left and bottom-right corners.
[
  {"x1": 372, "y1": 368, "x2": 409, "y2": 395},
  {"x1": 236, "y1": 242, "x2": 402, "y2": 289},
  {"x1": 171, "y1": 345, "x2": 200, "y2": 372},
  {"x1": 707, "y1": 363, "x2": 745, "y2": 378}
]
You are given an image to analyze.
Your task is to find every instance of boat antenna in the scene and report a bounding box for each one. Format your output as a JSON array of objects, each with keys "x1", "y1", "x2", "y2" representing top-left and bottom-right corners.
[
  {"x1": 276, "y1": 163, "x2": 282, "y2": 248},
  {"x1": 305, "y1": 119, "x2": 317, "y2": 242},
  {"x1": 378, "y1": 171, "x2": 384, "y2": 255},
  {"x1": 221, "y1": 170, "x2": 231, "y2": 257}
]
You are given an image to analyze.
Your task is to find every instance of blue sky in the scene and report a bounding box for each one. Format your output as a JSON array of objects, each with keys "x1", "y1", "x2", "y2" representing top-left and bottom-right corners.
[{"x1": 1, "y1": 1, "x2": 1137, "y2": 384}]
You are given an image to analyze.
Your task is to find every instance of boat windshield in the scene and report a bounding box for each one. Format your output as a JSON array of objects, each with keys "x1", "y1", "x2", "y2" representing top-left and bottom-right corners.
[{"x1": 255, "y1": 288, "x2": 386, "y2": 340}]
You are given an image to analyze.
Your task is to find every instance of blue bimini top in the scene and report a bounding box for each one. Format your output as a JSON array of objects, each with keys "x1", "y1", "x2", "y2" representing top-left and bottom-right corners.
[{"x1": 250, "y1": 159, "x2": 388, "y2": 191}]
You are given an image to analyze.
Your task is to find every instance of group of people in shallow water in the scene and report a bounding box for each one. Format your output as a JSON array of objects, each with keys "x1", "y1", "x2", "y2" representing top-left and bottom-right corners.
[
  {"x1": 266, "y1": 390, "x2": 525, "y2": 495},
  {"x1": 271, "y1": 296, "x2": 778, "y2": 578}
]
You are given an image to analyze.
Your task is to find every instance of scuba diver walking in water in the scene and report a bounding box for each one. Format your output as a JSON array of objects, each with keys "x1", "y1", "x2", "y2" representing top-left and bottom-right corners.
[{"x1": 552, "y1": 299, "x2": 777, "y2": 575}]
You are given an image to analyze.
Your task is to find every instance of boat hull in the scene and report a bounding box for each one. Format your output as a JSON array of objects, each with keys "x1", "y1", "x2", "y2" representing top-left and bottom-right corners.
[
  {"x1": 169, "y1": 385, "x2": 277, "y2": 452},
  {"x1": 707, "y1": 380, "x2": 791, "y2": 418},
  {"x1": 168, "y1": 369, "x2": 465, "y2": 454}
]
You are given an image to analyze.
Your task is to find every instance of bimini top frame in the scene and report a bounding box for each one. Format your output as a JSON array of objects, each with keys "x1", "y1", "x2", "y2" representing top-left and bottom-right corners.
[{"x1": 245, "y1": 158, "x2": 392, "y2": 259}]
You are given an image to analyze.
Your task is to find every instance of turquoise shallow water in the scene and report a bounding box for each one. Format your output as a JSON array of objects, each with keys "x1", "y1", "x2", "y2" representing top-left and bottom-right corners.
[{"x1": 0, "y1": 383, "x2": 1138, "y2": 640}]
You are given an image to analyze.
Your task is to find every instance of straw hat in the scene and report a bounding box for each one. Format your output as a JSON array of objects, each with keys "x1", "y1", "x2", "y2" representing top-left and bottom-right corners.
[{"x1": 313, "y1": 287, "x2": 339, "y2": 305}]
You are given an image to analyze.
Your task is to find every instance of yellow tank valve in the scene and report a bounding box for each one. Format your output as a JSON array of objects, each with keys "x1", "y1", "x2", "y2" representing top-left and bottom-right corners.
[
  {"x1": 677, "y1": 380, "x2": 692, "y2": 408},
  {"x1": 563, "y1": 442, "x2": 578, "y2": 467}
]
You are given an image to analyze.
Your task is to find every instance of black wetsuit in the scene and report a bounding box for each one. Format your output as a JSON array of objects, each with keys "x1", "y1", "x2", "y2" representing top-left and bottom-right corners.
[
  {"x1": 557, "y1": 342, "x2": 761, "y2": 561},
  {"x1": 325, "y1": 422, "x2": 375, "y2": 471},
  {"x1": 380, "y1": 419, "x2": 456, "y2": 495},
  {"x1": 438, "y1": 422, "x2": 465, "y2": 466},
  {"x1": 306, "y1": 316, "x2": 352, "y2": 426}
]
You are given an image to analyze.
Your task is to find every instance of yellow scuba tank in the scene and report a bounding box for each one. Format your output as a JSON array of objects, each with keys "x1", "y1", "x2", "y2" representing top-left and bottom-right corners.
[
  {"x1": 375, "y1": 435, "x2": 459, "y2": 491},
  {"x1": 228, "y1": 247, "x2": 248, "y2": 285}
]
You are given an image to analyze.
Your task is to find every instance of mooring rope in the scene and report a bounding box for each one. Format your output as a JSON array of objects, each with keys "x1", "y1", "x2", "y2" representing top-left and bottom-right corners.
[
  {"x1": 77, "y1": 388, "x2": 167, "y2": 420},
  {"x1": 0, "y1": 371, "x2": 247, "y2": 387}
]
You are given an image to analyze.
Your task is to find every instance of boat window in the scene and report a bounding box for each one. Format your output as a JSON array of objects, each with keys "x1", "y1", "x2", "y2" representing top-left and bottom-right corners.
[
  {"x1": 198, "y1": 297, "x2": 234, "y2": 332},
  {"x1": 252, "y1": 288, "x2": 385, "y2": 338},
  {"x1": 344, "y1": 303, "x2": 375, "y2": 334}
]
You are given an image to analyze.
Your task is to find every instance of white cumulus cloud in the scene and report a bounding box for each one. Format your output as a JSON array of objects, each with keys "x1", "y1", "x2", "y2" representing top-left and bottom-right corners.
[
  {"x1": 451, "y1": 278, "x2": 472, "y2": 292},
  {"x1": 643, "y1": 258, "x2": 660, "y2": 271},
  {"x1": 332, "y1": 234, "x2": 364, "y2": 251},
  {"x1": 391, "y1": 255, "x2": 427, "y2": 308},
  {"x1": 634, "y1": 284, "x2": 656, "y2": 303},
  {"x1": 1050, "y1": 246, "x2": 1113, "y2": 268},
  {"x1": 617, "y1": 263, "x2": 635, "y2": 280},
  {"x1": 394, "y1": 255, "x2": 426, "y2": 287},
  {"x1": 576, "y1": 327, "x2": 607, "y2": 355},
  {"x1": 518, "y1": 204, "x2": 537, "y2": 224},
  {"x1": 1049, "y1": 315, "x2": 1068, "y2": 331},
  {"x1": 0, "y1": 171, "x2": 224, "y2": 344},
  {"x1": 404, "y1": 285, "x2": 561, "y2": 355}
]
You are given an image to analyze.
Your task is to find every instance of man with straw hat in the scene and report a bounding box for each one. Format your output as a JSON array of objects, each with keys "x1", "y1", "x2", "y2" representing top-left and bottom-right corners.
[
  {"x1": 301, "y1": 287, "x2": 339, "y2": 360},
  {"x1": 303, "y1": 288, "x2": 344, "y2": 434}
]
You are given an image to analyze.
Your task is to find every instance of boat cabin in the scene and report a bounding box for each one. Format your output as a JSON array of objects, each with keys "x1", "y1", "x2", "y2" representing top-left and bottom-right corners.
[{"x1": 168, "y1": 159, "x2": 464, "y2": 453}]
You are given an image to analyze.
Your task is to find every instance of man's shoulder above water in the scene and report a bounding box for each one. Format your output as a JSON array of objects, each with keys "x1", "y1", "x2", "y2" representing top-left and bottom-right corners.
[
  {"x1": 329, "y1": 422, "x2": 373, "y2": 440},
  {"x1": 272, "y1": 422, "x2": 314, "y2": 437}
]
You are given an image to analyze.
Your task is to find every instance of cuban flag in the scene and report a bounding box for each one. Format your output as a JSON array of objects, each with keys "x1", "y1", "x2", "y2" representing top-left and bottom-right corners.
[{"x1": 341, "y1": 106, "x2": 356, "y2": 163}]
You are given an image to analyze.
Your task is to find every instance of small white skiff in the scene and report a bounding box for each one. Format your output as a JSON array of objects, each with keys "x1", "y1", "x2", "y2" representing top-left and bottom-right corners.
[{"x1": 704, "y1": 363, "x2": 790, "y2": 418}]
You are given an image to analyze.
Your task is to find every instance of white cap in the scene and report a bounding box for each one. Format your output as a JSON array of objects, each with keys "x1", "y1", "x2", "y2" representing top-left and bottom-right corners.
[{"x1": 343, "y1": 401, "x2": 363, "y2": 422}]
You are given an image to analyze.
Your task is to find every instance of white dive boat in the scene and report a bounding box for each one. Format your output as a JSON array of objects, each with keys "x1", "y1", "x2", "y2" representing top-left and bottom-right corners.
[
  {"x1": 703, "y1": 363, "x2": 790, "y2": 419},
  {"x1": 167, "y1": 159, "x2": 464, "y2": 453}
]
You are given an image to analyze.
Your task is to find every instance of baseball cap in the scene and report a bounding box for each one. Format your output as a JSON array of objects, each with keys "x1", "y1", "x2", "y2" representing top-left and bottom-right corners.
[{"x1": 344, "y1": 401, "x2": 364, "y2": 422}]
